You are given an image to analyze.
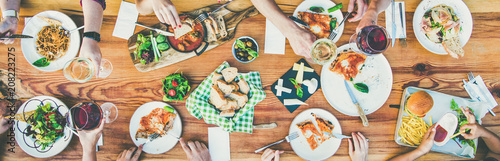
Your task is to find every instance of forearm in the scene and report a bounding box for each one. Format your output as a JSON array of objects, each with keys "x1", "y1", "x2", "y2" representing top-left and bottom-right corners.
[
  {"x1": 82, "y1": 0, "x2": 103, "y2": 33},
  {"x1": 482, "y1": 128, "x2": 500, "y2": 154},
  {"x1": 388, "y1": 149, "x2": 426, "y2": 161},
  {"x1": 0, "y1": 0, "x2": 20, "y2": 13},
  {"x1": 82, "y1": 146, "x2": 97, "y2": 161},
  {"x1": 249, "y1": 0, "x2": 300, "y2": 38}
]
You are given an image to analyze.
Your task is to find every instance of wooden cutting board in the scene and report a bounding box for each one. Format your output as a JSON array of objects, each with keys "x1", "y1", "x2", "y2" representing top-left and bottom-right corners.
[{"x1": 128, "y1": 4, "x2": 259, "y2": 72}]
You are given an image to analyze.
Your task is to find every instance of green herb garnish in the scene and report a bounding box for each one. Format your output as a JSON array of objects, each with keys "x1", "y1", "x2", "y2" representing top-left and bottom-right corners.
[
  {"x1": 450, "y1": 99, "x2": 477, "y2": 153},
  {"x1": 327, "y1": 3, "x2": 343, "y2": 13},
  {"x1": 309, "y1": 6, "x2": 325, "y2": 13},
  {"x1": 289, "y1": 78, "x2": 304, "y2": 98},
  {"x1": 33, "y1": 57, "x2": 50, "y2": 67},
  {"x1": 354, "y1": 83, "x2": 369, "y2": 93}
]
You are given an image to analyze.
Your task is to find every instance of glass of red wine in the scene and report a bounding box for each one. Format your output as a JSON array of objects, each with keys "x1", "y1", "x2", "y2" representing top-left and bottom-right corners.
[
  {"x1": 65, "y1": 102, "x2": 118, "y2": 131},
  {"x1": 349, "y1": 25, "x2": 391, "y2": 55}
]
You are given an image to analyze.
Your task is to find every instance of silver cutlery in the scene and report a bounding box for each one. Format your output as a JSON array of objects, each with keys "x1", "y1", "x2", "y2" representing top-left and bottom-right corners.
[
  {"x1": 466, "y1": 72, "x2": 496, "y2": 116},
  {"x1": 399, "y1": 3, "x2": 407, "y2": 47},
  {"x1": 344, "y1": 80, "x2": 369, "y2": 126},
  {"x1": 391, "y1": 0, "x2": 396, "y2": 47},
  {"x1": 254, "y1": 131, "x2": 299, "y2": 153},
  {"x1": 195, "y1": 1, "x2": 231, "y2": 23},
  {"x1": 142, "y1": 133, "x2": 161, "y2": 146},
  {"x1": 328, "y1": 11, "x2": 351, "y2": 41},
  {"x1": 324, "y1": 132, "x2": 370, "y2": 141},
  {"x1": 167, "y1": 132, "x2": 180, "y2": 140},
  {"x1": 135, "y1": 22, "x2": 174, "y2": 36},
  {"x1": 289, "y1": 16, "x2": 310, "y2": 29},
  {"x1": 0, "y1": 34, "x2": 33, "y2": 39},
  {"x1": 253, "y1": 123, "x2": 278, "y2": 129}
]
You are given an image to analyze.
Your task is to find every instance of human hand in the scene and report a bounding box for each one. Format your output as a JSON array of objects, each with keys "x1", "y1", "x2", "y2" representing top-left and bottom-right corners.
[
  {"x1": 416, "y1": 124, "x2": 436, "y2": 154},
  {"x1": 80, "y1": 38, "x2": 102, "y2": 77},
  {"x1": 461, "y1": 106, "x2": 476, "y2": 124},
  {"x1": 261, "y1": 148, "x2": 284, "y2": 161},
  {"x1": 0, "y1": 118, "x2": 12, "y2": 134},
  {"x1": 78, "y1": 119, "x2": 105, "y2": 152},
  {"x1": 179, "y1": 138, "x2": 211, "y2": 161},
  {"x1": 0, "y1": 17, "x2": 19, "y2": 44},
  {"x1": 151, "y1": 0, "x2": 181, "y2": 29},
  {"x1": 354, "y1": 9, "x2": 377, "y2": 33},
  {"x1": 348, "y1": 0, "x2": 369, "y2": 22},
  {"x1": 286, "y1": 27, "x2": 316, "y2": 63},
  {"x1": 460, "y1": 123, "x2": 486, "y2": 140},
  {"x1": 348, "y1": 132, "x2": 368, "y2": 161},
  {"x1": 117, "y1": 146, "x2": 143, "y2": 161}
]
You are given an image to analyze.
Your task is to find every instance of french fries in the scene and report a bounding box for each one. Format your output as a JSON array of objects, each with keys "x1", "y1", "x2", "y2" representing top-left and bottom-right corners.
[{"x1": 398, "y1": 115, "x2": 430, "y2": 146}]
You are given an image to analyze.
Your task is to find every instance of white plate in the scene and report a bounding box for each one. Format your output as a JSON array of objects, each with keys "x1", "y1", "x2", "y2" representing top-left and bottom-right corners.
[
  {"x1": 321, "y1": 44, "x2": 393, "y2": 116},
  {"x1": 15, "y1": 95, "x2": 73, "y2": 158},
  {"x1": 289, "y1": 108, "x2": 342, "y2": 161},
  {"x1": 292, "y1": 0, "x2": 344, "y2": 43},
  {"x1": 413, "y1": 0, "x2": 472, "y2": 55},
  {"x1": 21, "y1": 10, "x2": 80, "y2": 72},
  {"x1": 129, "y1": 101, "x2": 182, "y2": 154}
]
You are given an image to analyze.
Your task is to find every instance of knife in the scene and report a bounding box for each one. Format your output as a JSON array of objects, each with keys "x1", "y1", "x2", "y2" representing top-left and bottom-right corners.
[
  {"x1": 253, "y1": 123, "x2": 278, "y2": 129},
  {"x1": 288, "y1": 16, "x2": 310, "y2": 29},
  {"x1": 344, "y1": 80, "x2": 369, "y2": 126},
  {"x1": 0, "y1": 34, "x2": 33, "y2": 39},
  {"x1": 135, "y1": 22, "x2": 174, "y2": 36},
  {"x1": 323, "y1": 131, "x2": 370, "y2": 141},
  {"x1": 391, "y1": 0, "x2": 396, "y2": 47}
]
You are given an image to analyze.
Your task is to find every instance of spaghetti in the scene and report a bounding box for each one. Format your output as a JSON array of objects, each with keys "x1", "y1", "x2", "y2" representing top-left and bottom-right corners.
[{"x1": 35, "y1": 25, "x2": 70, "y2": 61}]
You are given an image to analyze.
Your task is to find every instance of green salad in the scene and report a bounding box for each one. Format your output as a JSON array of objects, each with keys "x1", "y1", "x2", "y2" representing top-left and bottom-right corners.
[
  {"x1": 135, "y1": 32, "x2": 170, "y2": 64},
  {"x1": 163, "y1": 73, "x2": 190, "y2": 101},
  {"x1": 25, "y1": 102, "x2": 65, "y2": 150}
]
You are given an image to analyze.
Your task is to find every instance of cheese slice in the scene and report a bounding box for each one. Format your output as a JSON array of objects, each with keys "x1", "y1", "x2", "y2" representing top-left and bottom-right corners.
[
  {"x1": 293, "y1": 63, "x2": 314, "y2": 72},
  {"x1": 296, "y1": 62, "x2": 305, "y2": 83},
  {"x1": 284, "y1": 99, "x2": 307, "y2": 106},
  {"x1": 275, "y1": 79, "x2": 292, "y2": 96}
]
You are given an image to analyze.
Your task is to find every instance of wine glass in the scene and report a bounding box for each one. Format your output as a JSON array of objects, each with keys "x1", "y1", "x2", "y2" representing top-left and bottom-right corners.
[
  {"x1": 65, "y1": 102, "x2": 118, "y2": 131},
  {"x1": 349, "y1": 25, "x2": 391, "y2": 55},
  {"x1": 63, "y1": 57, "x2": 113, "y2": 83},
  {"x1": 310, "y1": 38, "x2": 338, "y2": 65},
  {"x1": 100, "y1": 102, "x2": 118, "y2": 123}
]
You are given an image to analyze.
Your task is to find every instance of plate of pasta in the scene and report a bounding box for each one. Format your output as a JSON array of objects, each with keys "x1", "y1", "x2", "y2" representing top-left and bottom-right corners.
[{"x1": 22, "y1": 10, "x2": 80, "y2": 72}]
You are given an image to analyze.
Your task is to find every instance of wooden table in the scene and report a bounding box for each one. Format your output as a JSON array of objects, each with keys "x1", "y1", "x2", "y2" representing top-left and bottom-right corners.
[{"x1": 1, "y1": 0, "x2": 499, "y2": 160}]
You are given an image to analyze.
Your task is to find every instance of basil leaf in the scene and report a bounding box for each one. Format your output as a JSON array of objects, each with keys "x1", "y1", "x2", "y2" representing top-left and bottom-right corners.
[
  {"x1": 236, "y1": 39, "x2": 246, "y2": 49},
  {"x1": 297, "y1": 87, "x2": 303, "y2": 98},
  {"x1": 289, "y1": 78, "x2": 298, "y2": 86},
  {"x1": 354, "y1": 83, "x2": 369, "y2": 93},
  {"x1": 309, "y1": 6, "x2": 325, "y2": 13},
  {"x1": 246, "y1": 48, "x2": 259, "y2": 58},
  {"x1": 33, "y1": 57, "x2": 50, "y2": 67}
]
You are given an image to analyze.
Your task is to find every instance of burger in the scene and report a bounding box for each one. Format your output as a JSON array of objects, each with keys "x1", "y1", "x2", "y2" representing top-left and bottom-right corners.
[{"x1": 405, "y1": 91, "x2": 434, "y2": 118}]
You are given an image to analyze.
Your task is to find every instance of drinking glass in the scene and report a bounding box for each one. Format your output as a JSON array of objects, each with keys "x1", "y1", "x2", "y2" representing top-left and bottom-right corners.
[
  {"x1": 63, "y1": 57, "x2": 113, "y2": 83},
  {"x1": 349, "y1": 25, "x2": 391, "y2": 55},
  {"x1": 310, "y1": 38, "x2": 338, "y2": 65},
  {"x1": 65, "y1": 102, "x2": 118, "y2": 131}
]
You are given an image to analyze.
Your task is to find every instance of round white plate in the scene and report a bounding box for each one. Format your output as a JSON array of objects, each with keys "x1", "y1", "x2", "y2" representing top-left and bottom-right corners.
[
  {"x1": 21, "y1": 10, "x2": 80, "y2": 72},
  {"x1": 129, "y1": 101, "x2": 182, "y2": 154},
  {"x1": 15, "y1": 95, "x2": 73, "y2": 158},
  {"x1": 289, "y1": 108, "x2": 342, "y2": 161},
  {"x1": 413, "y1": 0, "x2": 472, "y2": 55},
  {"x1": 321, "y1": 44, "x2": 393, "y2": 116},
  {"x1": 293, "y1": 0, "x2": 344, "y2": 43}
]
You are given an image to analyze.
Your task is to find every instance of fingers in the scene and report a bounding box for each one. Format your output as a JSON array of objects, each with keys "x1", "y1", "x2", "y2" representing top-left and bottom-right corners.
[
  {"x1": 348, "y1": 0, "x2": 356, "y2": 12},
  {"x1": 354, "y1": 132, "x2": 366, "y2": 152},
  {"x1": 348, "y1": 137, "x2": 354, "y2": 155},
  {"x1": 132, "y1": 145, "x2": 143, "y2": 161},
  {"x1": 117, "y1": 150, "x2": 125, "y2": 159},
  {"x1": 179, "y1": 138, "x2": 192, "y2": 156},
  {"x1": 187, "y1": 141, "x2": 198, "y2": 155},
  {"x1": 155, "y1": 10, "x2": 167, "y2": 24},
  {"x1": 125, "y1": 147, "x2": 136, "y2": 159},
  {"x1": 262, "y1": 149, "x2": 274, "y2": 161},
  {"x1": 274, "y1": 150, "x2": 281, "y2": 161},
  {"x1": 357, "y1": 132, "x2": 369, "y2": 150}
]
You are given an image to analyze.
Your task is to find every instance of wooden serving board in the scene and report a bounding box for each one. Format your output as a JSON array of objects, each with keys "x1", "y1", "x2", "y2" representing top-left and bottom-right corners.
[{"x1": 128, "y1": 4, "x2": 259, "y2": 72}]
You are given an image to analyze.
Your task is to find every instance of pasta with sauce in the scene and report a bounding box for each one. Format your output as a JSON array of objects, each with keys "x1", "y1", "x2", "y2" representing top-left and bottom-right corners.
[{"x1": 35, "y1": 25, "x2": 70, "y2": 61}]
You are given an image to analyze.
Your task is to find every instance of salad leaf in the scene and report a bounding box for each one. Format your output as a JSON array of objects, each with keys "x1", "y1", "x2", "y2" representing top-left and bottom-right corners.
[
  {"x1": 309, "y1": 6, "x2": 325, "y2": 13},
  {"x1": 33, "y1": 57, "x2": 50, "y2": 67},
  {"x1": 245, "y1": 48, "x2": 259, "y2": 58},
  {"x1": 236, "y1": 39, "x2": 246, "y2": 49},
  {"x1": 354, "y1": 83, "x2": 369, "y2": 93},
  {"x1": 330, "y1": 17, "x2": 338, "y2": 32}
]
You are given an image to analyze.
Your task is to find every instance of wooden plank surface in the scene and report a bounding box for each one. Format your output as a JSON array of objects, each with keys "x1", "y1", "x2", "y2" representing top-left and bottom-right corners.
[{"x1": 1, "y1": 0, "x2": 500, "y2": 160}]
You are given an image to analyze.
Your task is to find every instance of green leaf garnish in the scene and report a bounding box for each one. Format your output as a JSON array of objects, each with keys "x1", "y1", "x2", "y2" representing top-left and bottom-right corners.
[
  {"x1": 33, "y1": 57, "x2": 50, "y2": 67},
  {"x1": 309, "y1": 6, "x2": 325, "y2": 13},
  {"x1": 354, "y1": 83, "x2": 369, "y2": 93},
  {"x1": 236, "y1": 39, "x2": 246, "y2": 49}
]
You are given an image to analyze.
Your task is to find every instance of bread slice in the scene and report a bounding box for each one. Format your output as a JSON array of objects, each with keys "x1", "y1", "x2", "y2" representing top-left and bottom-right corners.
[
  {"x1": 217, "y1": 79, "x2": 235, "y2": 96},
  {"x1": 174, "y1": 23, "x2": 193, "y2": 39},
  {"x1": 210, "y1": 85, "x2": 227, "y2": 108},
  {"x1": 231, "y1": 81, "x2": 240, "y2": 93},
  {"x1": 220, "y1": 110, "x2": 235, "y2": 117},
  {"x1": 203, "y1": 19, "x2": 217, "y2": 42},
  {"x1": 37, "y1": 16, "x2": 62, "y2": 26},
  {"x1": 443, "y1": 36, "x2": 464, "y2": 59},
  {"x1": 221, "y1": 67, "x2": 238, "y2": 83},
  {"x1": 237, "y1": 79, "x2": 250, "y2": 95},
  {"x1": 215, "y1": 15, "x2": 227, "y2": 38},
  {"x1": 220, "y1": 98, "x2": 238, "y2": 111},
  {"x1": 227, "y1": 92, "x2": 248, "y2": 109},
  {"x1": 212, "y1": 73, "x2": 223, "y2": 84},
  {"x1": 10, "y1": 110, "x2": 36, "y2": 123}
]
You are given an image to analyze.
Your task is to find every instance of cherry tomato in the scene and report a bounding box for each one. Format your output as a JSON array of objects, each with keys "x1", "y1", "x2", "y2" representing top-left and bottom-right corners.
[
  {"x1": 172, "y1": 80, "x2": 179, "y2": 87},
  {"x1": 168, "y1": 89, "x2": 176, "y2": 96}
]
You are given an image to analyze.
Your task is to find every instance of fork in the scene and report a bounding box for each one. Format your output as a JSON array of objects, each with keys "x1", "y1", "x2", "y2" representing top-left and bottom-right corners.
[
  {"x1": 328, "y1": 11, "x2": 351, "y2": 41},
  {"x1": 142, "y1": 133, "x2": 161, "y2": 146},
  {"x1": 254, "y1": 131, "x2": 299, "y2": 153},
  {"x1": 467, "y1": 72, "x2": 475, "y2": 83},
  {"x1": 194, "y1": 12, "x2": 209, "y2": 23}
]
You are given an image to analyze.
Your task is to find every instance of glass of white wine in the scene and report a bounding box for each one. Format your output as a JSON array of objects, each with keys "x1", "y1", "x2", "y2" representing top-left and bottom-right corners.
[
  {"x1": 310, "y1": 38, "x2": 338, "y2": 65},
  {"x1": 63, "y1": 57, "x2": 113, "y2": 83}
]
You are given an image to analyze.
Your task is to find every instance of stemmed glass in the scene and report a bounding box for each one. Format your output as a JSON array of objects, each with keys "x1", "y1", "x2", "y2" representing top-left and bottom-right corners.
[
  {"x1": 310, "y1": 38, "x2": 338, "y2": 65},
  {"x1": 63, "y1": 57, "x2": 113, "y2": 83},
  {"x1": 65, "y1": 102, "x2": 118, "y2": 131},
  {"x1": 349, "y1": 25, "x2": 391, "y2": 55}
]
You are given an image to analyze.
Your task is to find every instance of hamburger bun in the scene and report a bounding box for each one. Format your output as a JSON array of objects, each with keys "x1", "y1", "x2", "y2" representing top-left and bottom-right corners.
[{"x1": 406, "y1": 91, "x2": 434, "y2": 118}]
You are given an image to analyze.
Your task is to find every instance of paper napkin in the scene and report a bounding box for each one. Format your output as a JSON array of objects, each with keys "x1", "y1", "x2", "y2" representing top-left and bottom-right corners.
[
  {"x1": 385, "y1": 1, "x2": 406, "y2": 38},
  {"x1": 463, "y1": 75, "x2": 498, "y2": 116},
  {"x1": 264, "y1": 19, "x2": 285, "y2": 54},
  {"x1": 96, "y1": 134, "x2": 103, "y2": 151},
  {"x1": 209, "y1": 127, "x2": 230, "y2": 161},
  {"x1": 112, "y1": 1, "x2": 139, "y2": 39}
]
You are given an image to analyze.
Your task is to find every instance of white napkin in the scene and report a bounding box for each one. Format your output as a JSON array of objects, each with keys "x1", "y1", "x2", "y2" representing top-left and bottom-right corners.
[
  {"x1": 112, "y1": 1, "x2": 139, "y2": 39},
  {"x1": 385, "y1": 1, "x2": 406, "y2": 38},
  {"x1": 264, "y1": 19, "x2": 285, "y2": 55},
  {"x1": 208, "y1": 127, "x2": 230, "y2": 161},
  {"x1": 96, "y1": 134, "x2": 103, "y2": 151},
  {"x1": 463, "y1": 75, "x2": 498, "y2": 116}
]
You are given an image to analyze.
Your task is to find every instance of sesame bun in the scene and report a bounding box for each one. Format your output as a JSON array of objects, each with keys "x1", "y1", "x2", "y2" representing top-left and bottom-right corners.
[{"x1": 406, "y1": 91, "x2": 434, "y2": 118}]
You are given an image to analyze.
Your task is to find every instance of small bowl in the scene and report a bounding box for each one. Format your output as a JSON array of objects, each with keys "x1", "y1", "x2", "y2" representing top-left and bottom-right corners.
[{"x1": 232, "y1": 36, "x2": 259, "y2": 63}]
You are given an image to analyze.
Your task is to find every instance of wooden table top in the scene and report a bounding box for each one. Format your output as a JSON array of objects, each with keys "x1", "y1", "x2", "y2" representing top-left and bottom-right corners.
[{"x1": 1, "y1": 0, "x2": 500, "y2": 160}]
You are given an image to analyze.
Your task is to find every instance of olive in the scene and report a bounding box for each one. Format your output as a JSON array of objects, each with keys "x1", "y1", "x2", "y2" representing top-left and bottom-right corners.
[
  {"x1": 247, "y1": 56, "x2": 253, "y2": 60},
  {"x1": 246, "y1": 41, "x2": 253, "y2": 47},
  {"x1": 238, "y1": 52, "x2": 244, "y2": 56},
  {"x1": 234, "y1": 45, "x2": 238, "y2": 50}
]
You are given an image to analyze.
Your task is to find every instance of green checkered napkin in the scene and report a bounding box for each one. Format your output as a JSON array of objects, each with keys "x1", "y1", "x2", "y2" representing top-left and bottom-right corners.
[{"x1": 185, "y1": 61, "x2": 266, "y2": 133}]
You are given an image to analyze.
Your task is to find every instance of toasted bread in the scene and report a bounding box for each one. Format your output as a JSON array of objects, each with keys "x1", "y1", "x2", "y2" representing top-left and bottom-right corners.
[
  {"x1": 217, "y1": 79, "x2": 235, "y2": 96},
  {"x1": 203, "y1": 19, "x2": 217, "y2": 42},
  {"x1": 227, "y1": 92, "x2": 248, "y2": 108},
  {"x1": 212, "y1": 73, "x2": 223, "y2": 84},
  {"x1": 209, "y1": 85, "x2": 227, "y2": 108},
  {"x1": 443, "y1": 36, "x2": 464, "y2": 59},
  {"x1": 221, "y1": 67, "x2": 238, "y2": 83},
  {"x1": 237, "y1": 79, "x2": 250, "y2": 94},
  {"x1": 174, "y1": 23, "x2": 193, "y2": 39},
  {"x1": 220, "y1": 98, "x2": 238, "y2": 111},
  {"x1": 220, "y1": 110, "x2": 235, "y2": 117},
  {"x1": 215, "y1": 15, "x2": 227, "y2": 38},
  {"x1": 37, "y1": 16, "x2": 62, "y2": 26}
]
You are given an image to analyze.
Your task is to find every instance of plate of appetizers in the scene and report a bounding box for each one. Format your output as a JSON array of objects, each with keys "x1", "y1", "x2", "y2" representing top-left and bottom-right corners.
[
  {"x1": 321, "y1": 44, "x2": 393, "y2": 116},
  {"x1": 129, "y1": 101, "x2": 182, "y2": 154},
  {"x1": 292, "y1": 0, "x2": 344, "y2": 42},
  {"x1": 289, "y1": 108, "x2": 342, "y2": 161},
  {"x1": 413, "y1": 0, "x2": 472, "y2": 57}
]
